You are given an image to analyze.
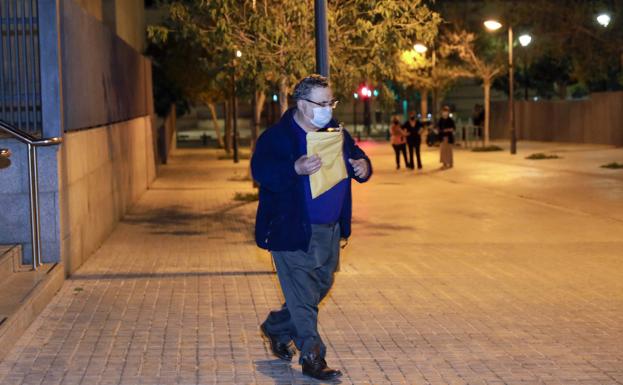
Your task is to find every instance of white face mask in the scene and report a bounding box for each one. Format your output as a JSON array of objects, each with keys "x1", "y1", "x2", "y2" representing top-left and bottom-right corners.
[{"x1": 310, "y1": 106, "x2": 333, "y2": 128}]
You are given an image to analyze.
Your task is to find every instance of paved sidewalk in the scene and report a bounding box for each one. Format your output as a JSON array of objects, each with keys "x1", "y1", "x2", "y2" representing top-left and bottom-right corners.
[{"x1": 0, "y1": 142, "x2": 622, "y2": 385}]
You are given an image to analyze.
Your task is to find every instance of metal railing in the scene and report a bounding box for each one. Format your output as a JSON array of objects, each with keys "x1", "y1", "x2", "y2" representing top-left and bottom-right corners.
[
  {"x1": 0, "y1": 119, "x2": 61, "y2": 269},
  {"x1": 0, "y1": 0, "x2": 42, "y2": 135}
]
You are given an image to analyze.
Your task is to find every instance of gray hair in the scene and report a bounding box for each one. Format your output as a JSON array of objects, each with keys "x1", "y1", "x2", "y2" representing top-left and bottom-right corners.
[{"x1": 292, "y1": 74, "x2": 330, "y2": 101}]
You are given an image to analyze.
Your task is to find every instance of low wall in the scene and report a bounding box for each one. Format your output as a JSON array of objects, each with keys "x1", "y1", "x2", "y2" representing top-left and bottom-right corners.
[
  {"x1": 491, "y1": 92, "x2": 623, "y2": 146},
  {"x1": 58, "y1": 116, "x2": 156, "y2": 275}
]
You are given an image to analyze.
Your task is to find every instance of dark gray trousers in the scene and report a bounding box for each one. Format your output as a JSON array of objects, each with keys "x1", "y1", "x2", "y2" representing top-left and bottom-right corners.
[{"x1": 262, "y1": 223, "x2": 341, "y2": 363}]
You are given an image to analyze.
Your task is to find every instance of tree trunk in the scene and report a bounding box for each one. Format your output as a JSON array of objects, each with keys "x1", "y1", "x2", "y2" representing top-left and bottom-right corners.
[
  {"x1": 556, "y1": 82, "x2": 568, "y2": 100},
  {"x1": 207, "y1": 102, "x2": 224, "y2": 148},
  {"x1": 278, "y1": 77, "x2": 289, "y2": 116},
  {"x1": 483, "y1": 79, "x2": 491, "y2": 147},
  {"x1": 247, "y1": 90, "x2": 267, "y2": 187},
  {"x1": 433, "y1": 87, "x2": 444, "y2": 121},
  {"x1": 432, "y1": 88, "x2": 438, "y2": 120},
  {"x1": 252, "y1": 90, "x2": 266, "y2": 153},
  {"x1": 420, "y1": 89, "x2": 429, "y2": 118},
  {"x1": 224, "y1": 100, "x2": 232, "y2": 154}
]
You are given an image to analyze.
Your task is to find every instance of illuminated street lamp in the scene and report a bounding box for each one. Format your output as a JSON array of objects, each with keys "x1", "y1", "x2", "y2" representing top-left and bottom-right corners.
[
  {"x1": 483, "y1": 20, "x2": 502, "y2": 31},
  {"x1": 484, "y1": 19, "x2": 517, "y2": 154},
  {"x1": 518, "y1": 34, "x2": 532, "y2": 47},
  {"x1": 596, "y1": 13, "x2": 611, "y2": 27},
  {"x1": 413, "y1": 43, "x2": 428, "y2": 54}
]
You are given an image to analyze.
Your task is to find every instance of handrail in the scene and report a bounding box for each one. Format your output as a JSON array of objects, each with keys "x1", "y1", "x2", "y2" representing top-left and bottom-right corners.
[
  {"x1": 0, "y1": 148, "x2": 11, "y2": 158},
  {"x1": 0, "y1": 119, "x2": 63, "y2": 270},
  {"x1": 0, "y1": 120, "x2": 62, "y2": 146}
]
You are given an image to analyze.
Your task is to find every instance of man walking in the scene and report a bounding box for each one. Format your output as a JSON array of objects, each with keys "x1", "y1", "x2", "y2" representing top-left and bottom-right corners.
[{"x1": 251, "y1": 75, "x2": 372, "y2": 381}]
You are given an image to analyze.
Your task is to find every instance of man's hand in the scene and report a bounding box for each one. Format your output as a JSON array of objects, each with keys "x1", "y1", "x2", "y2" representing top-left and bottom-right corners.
[
  {"x1": 294, "y1": 154, "x2": 322, "y2": 175},
  {"x1": 349, "y1": 158, "x2": 369, "y2": 179}
]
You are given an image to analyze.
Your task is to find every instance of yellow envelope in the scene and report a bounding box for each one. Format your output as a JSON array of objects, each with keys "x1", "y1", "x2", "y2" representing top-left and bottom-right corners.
[{"x1": 306, "y1": 131, "x2": 348, "y2": 199}]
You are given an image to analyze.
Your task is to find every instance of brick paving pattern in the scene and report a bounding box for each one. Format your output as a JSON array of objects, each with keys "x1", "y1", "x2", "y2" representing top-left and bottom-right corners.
[{"x1": 0, "y1": 143, "x2": 622, "y2": 385}]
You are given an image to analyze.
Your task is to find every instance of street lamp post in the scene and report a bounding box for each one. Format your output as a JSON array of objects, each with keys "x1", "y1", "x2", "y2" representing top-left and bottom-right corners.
[
  {"x1": 314, "y1": 0, "x2": 330, "y2": 78},
  {"x1": 231, "y1": 49, "x2": 242, "y2": 163},
  {"x1": 360, "y1": 86, "x2": 372, "y2": 137},
  {"x1": 484, "y1": 20, "x2": 516, "y2": 154},
  {"x1": 518, "y1": 34, "x2": 532, "y2": 100},
  {"x1": 353, "y1": 93, "x2": 358, "y2": 139}
]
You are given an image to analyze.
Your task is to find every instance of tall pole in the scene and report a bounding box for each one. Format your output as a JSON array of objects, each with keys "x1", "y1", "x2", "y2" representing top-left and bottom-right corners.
[
  {"x1": 508, "y1": 26, "x2": 516, "y2": 154},
  {"x1": 364, "y1": 96, "x2": 371, "y2": 137},
  {"x1": 314, "y1": 0, "x2": 330, "y2": 78},
  {"x1": 353, "y1": 97, "x2": 358, "y2": 136},
  {"x1": 232, "y1": 64, "x2": 239, "y2": 163},
  {"x1": 524, "y1": 51, "x2": 529, "y2": 100}
]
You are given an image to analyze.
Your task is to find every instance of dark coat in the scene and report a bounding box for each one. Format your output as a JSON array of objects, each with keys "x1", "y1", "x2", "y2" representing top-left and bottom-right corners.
[
  {"x1": 251, "y1": 108, "x2": 372, "y2": 252},
  {"x1": 402, "y1": 119, "x2": 423, "y2": 144},
  {"x1": 437, "y1": 117, "x2": 456, "y2": 144}
]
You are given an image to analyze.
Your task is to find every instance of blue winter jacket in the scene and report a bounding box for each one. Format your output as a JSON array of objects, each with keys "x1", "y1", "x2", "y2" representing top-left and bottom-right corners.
[{"x1": 251, "y1": 108, "x2": 372, "y2": 252}]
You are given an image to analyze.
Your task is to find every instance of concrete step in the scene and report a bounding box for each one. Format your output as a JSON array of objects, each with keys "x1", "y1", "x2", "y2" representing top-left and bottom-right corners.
[
  {"x1": 0, "y1": 245, "x2": 34, "y2": 280},
  {"x1": 0, "y1": 245, "x2": 20, "y2": 283},
  {"x1": 0, "y1": 245, "x2": 64, "y2": 362}
]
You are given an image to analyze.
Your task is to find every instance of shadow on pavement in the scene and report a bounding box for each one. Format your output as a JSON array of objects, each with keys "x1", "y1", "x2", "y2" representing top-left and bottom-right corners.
[
  {"x1": 121, "y1": 202, "x2": 255, "y2": 236},
  {"x1": 70, "y1": 270, "x2": 276, "y2": 281},
  {"x1": 254, "y1": 359, "x2": 342, "y2": 385}
]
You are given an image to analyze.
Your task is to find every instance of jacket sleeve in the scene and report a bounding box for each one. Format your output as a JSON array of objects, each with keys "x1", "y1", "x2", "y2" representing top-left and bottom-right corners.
[
  {"x1": 251, "y1": 130, "x2": 299, "y2": 192},
  {"x1": 343, "y1": 129, "x2": 372, "y2": 184}
]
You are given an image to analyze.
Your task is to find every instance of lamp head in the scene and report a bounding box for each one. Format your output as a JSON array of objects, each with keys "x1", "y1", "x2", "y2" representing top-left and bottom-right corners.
[
  {"x1": 518, "y1": 34, "x2": 532, "y2": 47},
  {"x1": 597, "y1": 13, "x2": 611, "y2": 27},
  {"x1": 484, "y1": 20, "x2": 503, "y2": 31},
  {"x1": 413, "y1": 43, "x2": 428, "y2": 53}
]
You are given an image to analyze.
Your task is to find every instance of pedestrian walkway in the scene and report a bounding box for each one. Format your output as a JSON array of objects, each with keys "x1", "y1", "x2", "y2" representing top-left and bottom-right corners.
[{"x1": 0, "y1": 142, "x2": 622, "y2": 385}]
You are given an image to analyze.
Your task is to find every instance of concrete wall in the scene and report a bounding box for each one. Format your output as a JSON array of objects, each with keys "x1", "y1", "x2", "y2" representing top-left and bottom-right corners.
[
  {"x1": 58, "y1": 116, "x2": 156, "y2": 275},
  {"x1": 61, "y1": 0, "x2": 153, "y2": 131},
  {"x1": 72, "y1": 0, "x2": 103, "y2": 21},
  {"x1": 71, "y1": 0, "x2": 146, "y2": 52},
  {"x1": 0, "y1": 0, "x2": 155, "y2": 270},
  {"x1": 107, "y1": 0, "x2": 146, "y2": 53},
  {"x1": 491, "y1": 92, "x2": 623, "y2": 146}
]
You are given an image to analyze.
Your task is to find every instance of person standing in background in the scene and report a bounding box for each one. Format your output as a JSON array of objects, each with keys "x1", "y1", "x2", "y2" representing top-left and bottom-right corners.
[
  {"x1": 402, "y1": 112, "x2": 424, "y2": 170},
  {"x1": 437, "y1": 106, "x2": 456, "y2": 169},
  {"x1": 390, "y1": 116, "x2": 408, "y2": 169},
  {"x1": 472, "y1": 104, "x2": 484, "y2": 142}
]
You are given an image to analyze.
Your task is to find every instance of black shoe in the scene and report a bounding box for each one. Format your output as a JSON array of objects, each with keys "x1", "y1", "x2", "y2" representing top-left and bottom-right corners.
[
  {"x1": 260, "y1": 324, "x2": 296, "y2": 361},
  {"x1": 301, "y1": 349, "x2": 342, "y2": 381}
]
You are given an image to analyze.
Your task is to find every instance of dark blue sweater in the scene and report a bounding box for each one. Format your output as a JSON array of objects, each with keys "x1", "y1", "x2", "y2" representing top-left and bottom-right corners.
[{"x1": 251, "y1": 108, "x2": 372, "y2": 252}]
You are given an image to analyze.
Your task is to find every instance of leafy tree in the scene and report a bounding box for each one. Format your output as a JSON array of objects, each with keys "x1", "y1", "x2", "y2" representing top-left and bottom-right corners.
[
  {"x1": 396, "y1": 39, "x2": 471, "y2": 119},
  {"x1": 445, "y1": 30, "x2": 504, "y2": 146},
  {"x1": 329, "y1": 0, "x2": 441, "y2": 107}
]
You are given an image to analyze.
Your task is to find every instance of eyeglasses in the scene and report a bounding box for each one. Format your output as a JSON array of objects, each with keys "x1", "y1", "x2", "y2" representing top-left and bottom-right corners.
[{"x1": 302, "y1": 98, "x2": 339, "y2": 109}]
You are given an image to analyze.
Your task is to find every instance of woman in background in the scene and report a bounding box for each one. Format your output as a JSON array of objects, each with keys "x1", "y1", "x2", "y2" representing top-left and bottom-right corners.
[
  {"x1": 390, "y1": 116, "x2": 408, "y2": 169},
  {"x1": 437, "y1": 106, "x2": 456, "y2": 169}
]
